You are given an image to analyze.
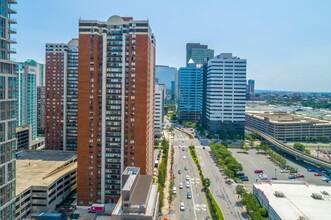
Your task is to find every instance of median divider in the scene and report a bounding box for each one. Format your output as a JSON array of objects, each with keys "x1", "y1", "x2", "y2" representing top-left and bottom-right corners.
[{"x1": 188, "y1": 146, "x2": 224, "y2": 220}]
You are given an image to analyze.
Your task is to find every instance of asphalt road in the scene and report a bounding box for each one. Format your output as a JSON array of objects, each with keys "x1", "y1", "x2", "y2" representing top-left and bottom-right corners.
[
  {"x1": 229, "y1": 148, "x2": 331, "y2": 187},
  {"x1": 172, "y1": 144, "x2": 210, "y2": 220}
]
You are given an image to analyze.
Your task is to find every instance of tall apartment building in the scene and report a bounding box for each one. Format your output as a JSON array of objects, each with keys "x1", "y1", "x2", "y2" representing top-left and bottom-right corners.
[
  {"x1": 202, "y1": 53, "x2": 246, "y2": 135},
  {"x1": 77, "y1": 15, "x2": 155, "y2": 205},
  {"x1": 0, "y1": 0, "x2": 17, "y2": 219},
  {"x1": 155, "y1": 84, "x2": 165, "y2": 137},
  {"x1": 45, "y1": 39, "x2": 78, "y2": 150},
  {"x1": 37, "y1": 86, "x2": 45, "y2": 135},
  {"x1": 186, "y1": 43, "x2": 214, "y2": 67},
  {"x1": 177, "y1": 59, "x2": 202, "y2": 122},
  {"x1": 16, "y1": 61, "x2": 40, "y2": 140}
]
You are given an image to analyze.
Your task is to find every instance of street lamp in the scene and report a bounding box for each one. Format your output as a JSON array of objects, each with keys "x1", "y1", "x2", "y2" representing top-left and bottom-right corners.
[{"x1": 274, "y1": 168, "x2": 277, "y2": 179}]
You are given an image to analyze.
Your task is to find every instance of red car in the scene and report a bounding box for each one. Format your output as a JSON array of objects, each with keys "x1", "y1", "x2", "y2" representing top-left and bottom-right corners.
[
  {"x1": 314, "y1": 173, "x2": 322, "y2": 176},
  {"x1": 295, "y1": 174, "x2": 305, "y2": 178},
  {"x1": 254, "y1": 169, "x2": 263, "y2": 174}
]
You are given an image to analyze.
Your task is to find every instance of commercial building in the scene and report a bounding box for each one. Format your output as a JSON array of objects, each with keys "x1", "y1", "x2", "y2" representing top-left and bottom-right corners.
[
  {"x1": 15, "y1": 151, "x2": 77, "y2": 219},
  {"x1": 155, "y1": 84, "x2": 165, "y2": 137},
  {"x1": 246, "y1": 112, "x2": 331, "y2": 141},
  {"x1": 177, "y1": 59, "x2": 202, "y2": 122},
  {"x1": 45, "y1": 39, "x2": 78, "y2": 151},
  {"x1": 186, "y1": 43, "x2": 214, "y2": 67},
  {"x1": 201, "y1": 53, "x2": 246, "y2": 134},
  {"x1": 112, "y1": 167, "x2": 159, "y2": 220},
  {"x1": 0, "y1": 0, "x2": 17, "y2": 219},
  {"x1": 77, "y1": 15, "x2": 155, "y2": 205},
  {"x1": 16, "y1": 125, "x2": 30, "y2": 151},
  {"x1": 247, "y1": 79, "x2": 255, "y2": 100},
  {"x1": 155, "y1": 65, "x2": 177, "y2": 103},
  {"x1": 253, "y1": 181, "x2": 331, "y2": 220},
  {"x1": 16, "y1": 61, "x2": 39, "y2": 140}
]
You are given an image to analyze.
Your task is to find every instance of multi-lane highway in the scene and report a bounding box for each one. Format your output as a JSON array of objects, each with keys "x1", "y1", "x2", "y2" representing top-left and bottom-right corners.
[{"x1": 166, "y1": 125, "x2": 210, "y2": 220}]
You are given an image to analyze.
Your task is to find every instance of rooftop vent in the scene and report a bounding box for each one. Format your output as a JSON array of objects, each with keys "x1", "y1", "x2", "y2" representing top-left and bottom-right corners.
[
  {"x1": 311, "y1": 193, "x2": 323, "y2": 200},
  {"x1": 274, "y1": 191, "x2": 285, "y2": 198}
]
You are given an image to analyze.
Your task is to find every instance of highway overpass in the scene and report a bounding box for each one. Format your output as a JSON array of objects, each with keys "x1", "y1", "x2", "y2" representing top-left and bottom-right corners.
[{"x1": 246, "y1": 126, "x2": 331, "y2": 172}]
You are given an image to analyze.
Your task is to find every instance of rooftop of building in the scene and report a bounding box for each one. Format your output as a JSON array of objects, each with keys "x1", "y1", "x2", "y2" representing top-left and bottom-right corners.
[
  {"x1": 16, "y1": 150, "x2": 77, "y2": 195},
  {"x1": 254, "y1": 181, "x2": 331, "y2": 220},
  {"x1": 247, "y1": 111, "x2": 331, "y2": 125}
]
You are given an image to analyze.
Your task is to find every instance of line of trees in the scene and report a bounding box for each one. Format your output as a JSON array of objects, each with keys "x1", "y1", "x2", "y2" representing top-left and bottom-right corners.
[
  {"x1": 210, "y1": 143, "x2": 243, "y2": 178},
  {"x1": 157, "y1": 139, "x2": 169, "y2": 211},
  {"x1": 236, "y1": 185, "x2": 269, "y2": 220}
]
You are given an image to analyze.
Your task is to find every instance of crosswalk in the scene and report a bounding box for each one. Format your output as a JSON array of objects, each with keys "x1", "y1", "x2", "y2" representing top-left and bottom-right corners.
[
  {"x1": 190, "y1": 177, "x2": 200, "y2": 185},
  {"x1": 195, "y1": 204, "x2": 207, "y2": 211}
]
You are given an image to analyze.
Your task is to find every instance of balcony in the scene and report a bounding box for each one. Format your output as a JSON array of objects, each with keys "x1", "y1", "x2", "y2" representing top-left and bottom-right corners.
[
  {"x1": 8, "y1": 0, "x2": 18, "y2": 4},
  {"x1": 9, "y1": 47, "x2": 16, "y2": 54},
  {"x1": 8, "y1": 7, "x2": 17, "y2": 14},
  {"x1": 8, "y1": 37, "x2": 16, "y2": 44},
  {"x1": 8, "y1": 27, "x2": 16, "y2": 34},
  {"x1": 8, "y1": 18, "x2": 17, "y2": 24}
]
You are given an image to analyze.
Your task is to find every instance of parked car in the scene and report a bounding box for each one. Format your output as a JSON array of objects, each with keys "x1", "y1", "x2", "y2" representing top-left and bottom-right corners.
[
  {"x1": 178, "y1": 169, "x2": 181, "y2": 174},
  {"x1": 280, "y1": 169, "x2": 289, "y2": 173},
  {"x1": 288, "y1": 175, "x2": 297, "y2": 179},
  {"x1": 295, "y1": 174, "x2": 305, "y2": 178},
  {"x1": 179, "y1": 182, "x2": 183, "y2": 189},
  {"x1": 314, "y1": 173, "x2": 322, "y2": 176},
  {"x1": 187, "y1": 192, "x2": 192, "y2": 199},
  {"x1": 254, "y1": 169, "x2": 263, "y2": 174},
  {"x1": 184, "y1": 166, "x2": 188, "y2": 171},
  {"x1": 307, "y1": 168, "x2": 315, "y2": 172},
  {"x1": 240, "y1": 176, "x2": 249, "y2": 181},
  {"x1": 258, "y1": 173, "x2": 268, "y2": 180},
  {"x1": 172, "y1": 187, "x2": 176, "y2": 194},
  {"x1": 271, "y1": 177, "x2": 278, "y2": 180},
  {"x1": 322, "y1": 177, "x2": 330, "y2": 182},
  {"x1": 203, "y1": 146, "x2": 205, "y2": 149},
  {"x1": 237, "y1": 172, "x2": 245, "y2": 177},
  {"x1": 180, "y1": 202, "x2": 185, "y2": 211},
  {"x1": 186, "y1": 175, "x2": 190, "y2": 180}
]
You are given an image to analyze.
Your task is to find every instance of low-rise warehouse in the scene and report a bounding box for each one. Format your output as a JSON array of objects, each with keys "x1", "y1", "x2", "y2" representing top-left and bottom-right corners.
[
  {"x1": 253, "y1": 181, "x2": 331, "y2": 220},
  {"x1": 15, "y1": 151, "x2": 77, "y2": 220}
]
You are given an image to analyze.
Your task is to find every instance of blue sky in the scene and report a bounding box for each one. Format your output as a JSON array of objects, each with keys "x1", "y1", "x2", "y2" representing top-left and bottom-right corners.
[{"x1": 16, "y1": 0, "x2": 331, "y2": 92}]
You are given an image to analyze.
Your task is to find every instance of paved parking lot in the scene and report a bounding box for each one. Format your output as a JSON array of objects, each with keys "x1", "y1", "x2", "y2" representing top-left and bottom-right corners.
[{"x1": 229, "y1": 148, "x2": 331, "y2": 187}]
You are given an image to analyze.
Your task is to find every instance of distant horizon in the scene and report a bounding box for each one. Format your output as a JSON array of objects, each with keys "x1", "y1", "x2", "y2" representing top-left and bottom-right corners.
[{"x1": 255, "y1": 89, "x2": 331, "y2": 94}]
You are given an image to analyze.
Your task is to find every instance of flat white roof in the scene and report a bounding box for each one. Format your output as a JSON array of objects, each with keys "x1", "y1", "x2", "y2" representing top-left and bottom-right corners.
[{"x1": 254, "y1": 181, "x2": 331, "y2": 220}]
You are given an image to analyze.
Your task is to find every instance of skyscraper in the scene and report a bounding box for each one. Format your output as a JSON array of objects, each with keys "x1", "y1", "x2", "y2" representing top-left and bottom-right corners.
[
  {"x1": 186, "y1": 43, "x2": 214, "y2": 67},
  {"x1": 37, "y1": 86, "x2": 45, "y2": 135},
  {"x1": 202, "y1": 53, "x2": 246, "y2": 136},
  {"x1": 44, "y1": 39, "x2": 78, "y2": 150},
  {"x1": 77, "y1": 15, "x2": 155, "y2": 205},
  {"x1": 177, "y1": 59, "x2": 202, "y2": 122},
  {"x1": 155, "y1": 84, "x2": 165, "y2": 137},
  {"x1": 0, "y1": 0, "x2": 17, "y2": 219},
  {"x1": 16, "y1": 60, "x2": 41, "y2": 140},
  {"x1": 155, "y1": 65, "x2": 177, "y2": 103},
  {"x1": 247, "y1": 79, "x2": 255, "y2": 100}
]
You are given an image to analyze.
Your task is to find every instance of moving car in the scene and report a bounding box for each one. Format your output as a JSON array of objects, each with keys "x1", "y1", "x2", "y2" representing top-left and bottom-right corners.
[
  {"x1": 178, "y1": 169, "x2": 181, "y2": 174},
  {"x1": 295, "y1": 174, "x2": 305, "y2": 178},
  {"x1": 288, "y1": 175, "x2": 296, "y2": 179},
  {"x1": 180, "y1": 202, "x2": 185, "y2": 211},
  {"x1": 240, "y1": 176, "x2": 249, "y2": 181},
  {"x1": 187, "y1": 192, "x2": 192, "y2": 199},
  {"x1": 314, "y1": 173, "x2": 322, "y2": 176},
  {"x1": 179, "y1": 182, "x2": 183, "y2": 189},
  {"x1": 186, "y1": 181, "x2": 190, "y2": 188},
  {"x1": 184, "y1": 166, "x2": 188, "y2": 171},
  {"x1": 322, "y1": 177, "x2": 330, "y2": 182},
  {"x1": 186, "y1": 175, "x2": 190, "y2": 180}
]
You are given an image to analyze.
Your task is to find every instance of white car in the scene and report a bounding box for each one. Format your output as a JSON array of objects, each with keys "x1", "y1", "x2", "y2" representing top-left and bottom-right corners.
[
  {"x1": 186, "y1": 181, "x2": 190, "y2": 188},
  {"x1": 172, "y1": 187, "x2": 176, "y2": 194},
  {"x1": 182, "y1": 156, "x2": 186, "y2": 159},
  {"x1": 322, "y1": 177, "x2": 330, "y2": 182},
  {"x1": 280, "y1": 169, "x2": 289, "y2": 173},
  {"x1": 179, "y1": 182, "x2": 183, "y2": 189},
  {"x1": 186, "y1": 175, "x2": 190, "y2": 181},
  {"x1": 180, "y1": 202, "x2": 185, "y2": 211}
]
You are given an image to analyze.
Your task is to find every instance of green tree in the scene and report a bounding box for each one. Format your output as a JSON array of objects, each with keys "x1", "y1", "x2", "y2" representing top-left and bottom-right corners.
[
  {"x1": 235, "y1": 185, "x2": 246, "y2": 198},
  {"x1": 293, "y1": 142, "x2": 305, "y2": 152},
  {"x1": 320, "y1": 135, "x2": 330, "y2": 143},
  {"x1": 203, "y1": 178, "x2": 211, "y2": 189}
]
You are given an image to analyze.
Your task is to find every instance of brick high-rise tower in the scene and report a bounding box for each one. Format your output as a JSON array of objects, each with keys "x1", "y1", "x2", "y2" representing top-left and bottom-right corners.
[{"x1": 77, "y1": 15, "x2": 155, "y2": 205}]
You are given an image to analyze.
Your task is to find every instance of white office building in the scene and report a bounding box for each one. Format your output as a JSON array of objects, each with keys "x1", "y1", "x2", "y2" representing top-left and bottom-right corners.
[
  {"x1": 155, "y1": 84, "x2": 165, "y2": 137},
  {"x1": 203, "y1": 53, "x2": 246, "y2": 134}
]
